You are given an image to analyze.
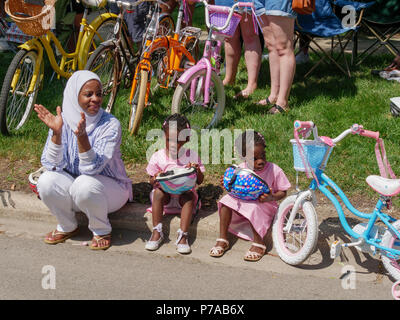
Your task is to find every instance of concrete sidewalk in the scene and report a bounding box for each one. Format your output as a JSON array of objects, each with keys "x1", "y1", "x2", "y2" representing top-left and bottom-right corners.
[{"x1": 0, "y1": 190, "x2": 220, "y2": 240}]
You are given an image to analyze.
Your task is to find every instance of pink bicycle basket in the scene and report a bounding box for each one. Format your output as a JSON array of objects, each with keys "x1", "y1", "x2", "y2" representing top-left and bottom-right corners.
[{"x1": 209, "y1": 11, "x2": 242, "y2": 38}]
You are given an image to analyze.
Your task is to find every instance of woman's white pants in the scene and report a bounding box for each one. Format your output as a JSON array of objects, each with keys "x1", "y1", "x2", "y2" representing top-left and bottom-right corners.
[{"x1": 37, "y1": 170, "x2": 129, "y2": 236}]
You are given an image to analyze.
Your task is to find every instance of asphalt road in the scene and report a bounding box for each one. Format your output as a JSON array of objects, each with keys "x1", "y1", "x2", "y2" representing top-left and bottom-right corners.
[{"x1": 0, "y1": 218, "x2": 395, "y2": 302}]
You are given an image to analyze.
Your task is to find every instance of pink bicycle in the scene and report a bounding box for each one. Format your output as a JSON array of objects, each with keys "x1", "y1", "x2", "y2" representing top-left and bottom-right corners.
[{"x1": 171, "y1": 0, "x2": 258, "y2": 130}]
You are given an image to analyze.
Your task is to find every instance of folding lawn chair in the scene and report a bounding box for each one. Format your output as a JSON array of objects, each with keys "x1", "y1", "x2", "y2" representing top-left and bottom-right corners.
[
  {"x1": 354, "y1": 0, "x2": 400, "y2": 66},
  {"x1": 295, "y1": 0, "x2": 373, "y2": 78}
]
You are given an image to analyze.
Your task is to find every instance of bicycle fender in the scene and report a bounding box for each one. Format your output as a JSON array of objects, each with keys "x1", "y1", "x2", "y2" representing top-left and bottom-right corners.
[
  {"x1": 176, "y1": 58, "x2": 212, "y2": 83},
  {"x1": 18, "y1": 39, "x2": 42, "y2": 53},
  {"x1": 78, "y1": 12, "x2": 117, "y2": 70}
]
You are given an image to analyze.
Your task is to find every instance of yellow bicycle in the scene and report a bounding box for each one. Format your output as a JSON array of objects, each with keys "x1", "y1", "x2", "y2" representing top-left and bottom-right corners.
[{"x1": 0, "y1": 0, "x2": 117, "y2": 135}]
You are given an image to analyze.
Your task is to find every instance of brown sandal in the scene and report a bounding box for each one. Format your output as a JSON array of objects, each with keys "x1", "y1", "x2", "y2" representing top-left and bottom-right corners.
[
  {"x1": 90, "y1": 234, "x2": 112, "y2": 250},
  {"x1": 268, "y1": 104, "x2": 287, "y2": 114},
  {"x1": 44, "y1": 228, "x2": 79, "y2": 245}
]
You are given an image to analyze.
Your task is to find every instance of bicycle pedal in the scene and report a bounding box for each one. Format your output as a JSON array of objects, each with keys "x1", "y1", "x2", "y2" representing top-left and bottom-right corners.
[{"x1": 330, "y1": 240, "x2": 342, "y2": 259}]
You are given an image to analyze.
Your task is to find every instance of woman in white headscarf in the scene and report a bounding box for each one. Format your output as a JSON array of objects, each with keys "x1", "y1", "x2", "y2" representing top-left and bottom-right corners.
[{"x1": 34, "y1": 70, "x2": 132, "y2": 250}]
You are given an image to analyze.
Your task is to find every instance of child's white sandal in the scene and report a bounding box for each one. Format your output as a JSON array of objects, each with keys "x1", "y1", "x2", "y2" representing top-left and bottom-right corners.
[
  {"x1": 210, "y1": 238, "x2": 230, "y2": 257},
  {"x1": 176, "y1": 228, "x2": 191, "y2": 254},
  {"x1": 145, "y1": 223, "x2": 164, "y2": 251}
]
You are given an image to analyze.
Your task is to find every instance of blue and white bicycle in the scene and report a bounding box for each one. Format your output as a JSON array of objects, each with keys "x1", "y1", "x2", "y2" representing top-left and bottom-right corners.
[{"x1": 272, "y1": 120, "x2": 400, "y2": 281}]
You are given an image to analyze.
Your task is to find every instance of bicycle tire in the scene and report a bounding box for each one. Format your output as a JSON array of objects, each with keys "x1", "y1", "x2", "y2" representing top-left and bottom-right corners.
[
  {"x1": 129, "y1": 70, "x2": 148, "y2": 135},
  {"x1": 272, "y1": 195, "x2": 318, "y2": 266},
  {"x1": 0, "y1": 49, "x2": 42, "y2": 135},
  {"x1": 158, "y1": 14, "x2": 175, "y2": 37},
  {"x1": 171, "y1": 68, "x2": 225, "y2": 131},
  {"x1": 81, "y1": 16, "x2": 117, "y2": 68},
  {"x1": 85, "y1": 42, "x2": 121, "y2": 113},
  {"x1": 381, "y1": 220, "x2": 400, "y2": 281}
]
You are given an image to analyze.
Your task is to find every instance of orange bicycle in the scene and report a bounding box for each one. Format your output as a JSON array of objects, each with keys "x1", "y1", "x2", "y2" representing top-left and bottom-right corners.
[{"x1": 128, "y1": 0, "x2": 201, "y2": 135}]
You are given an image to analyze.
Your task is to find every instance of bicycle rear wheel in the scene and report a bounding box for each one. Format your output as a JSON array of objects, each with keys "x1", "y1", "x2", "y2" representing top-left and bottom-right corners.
[
  {"x1": 85, "y1": 42, "x2": 121, "y2": 113},
  {"x1": 272, "y1": 195, "x2": 318, "y2": 265},
  {"x1": 0, "y1": 49, "x2": 42, "y2": 135},
  {"x1": 129, "y1": 70, "x2": 148, "y2": 135},
  {"x1": 381, "y1": 220, "x2": 400, "y2": 281},
  {"x1": 171, "y1": 69, "x2": 224, "y2": 131}
]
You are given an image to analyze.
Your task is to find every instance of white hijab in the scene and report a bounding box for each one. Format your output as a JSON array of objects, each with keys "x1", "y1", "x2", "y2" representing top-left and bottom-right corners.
[{"x1": 62, "y1": 70, "x2": 104, "y2": 135}]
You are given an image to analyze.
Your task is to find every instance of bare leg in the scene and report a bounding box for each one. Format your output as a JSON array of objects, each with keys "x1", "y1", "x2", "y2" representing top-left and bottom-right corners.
[
  {"x1": 248, "y1": 224, "x2": 266, "y2": 255},
  {"x1": 223, "y1": 27, "x2": 241, "y2": 86},
  {"x1": 259, "y1": 15, "x2": 295, "y2": 110},
  {"x1": 178, "y1": 191, "x2": 194, "y2": 245},
  {"x1": 235, "y1": 14, "x2": 262, "y2": 98},
  {"x1": 150, "y1": 188, "x2": 170, "y2": 241},
  {"x1": 213, "y1": 204, "x2": 233, "y2": 249}
]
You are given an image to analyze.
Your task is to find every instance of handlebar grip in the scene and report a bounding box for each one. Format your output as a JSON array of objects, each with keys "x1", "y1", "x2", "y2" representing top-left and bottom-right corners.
[
  {"x1": 294, "y1": 120, "x2": 314, "y2": 130},
  {"x1": 236, "y1": 2, "x2": 254, "y2": 7},
  {"x1": 359, "y1": 129, "x2": 379, "y2": 140},
  {"x1": 208, "y1": 4, "x2": 231, "y2": 13}
]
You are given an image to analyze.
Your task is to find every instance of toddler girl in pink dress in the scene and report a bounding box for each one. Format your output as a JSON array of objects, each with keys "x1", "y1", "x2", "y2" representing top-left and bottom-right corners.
[
  {"x1": 210, "y1": 130, "x2": 291, "y2": 261},
  {"x1": 145, "y1": 113, "x2": 205, "y2": 254}
]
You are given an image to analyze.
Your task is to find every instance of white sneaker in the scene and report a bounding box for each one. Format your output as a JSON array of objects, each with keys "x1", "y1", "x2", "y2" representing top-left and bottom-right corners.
[
  {"x1": 145, "y1": 223, "x2": 164, "y2": 251},
  {"x1": 296, "y1": 51, "x2": 310, "y2": 64},
  {"x1": 176, "y1": 229, "x2": 191, "y2": 254}
]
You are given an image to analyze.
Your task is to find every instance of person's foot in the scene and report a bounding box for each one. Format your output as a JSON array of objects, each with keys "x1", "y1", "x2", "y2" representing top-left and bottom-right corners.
[
  {"x1": 209, "y1": 238, "x2": 230, "y2": 257},
  {"x1": 44, "y1": 228, "x2": 79, "y2": 244},
  {"x1": 256, "y1": 96, "x2": 276, "y2": 106},
  {"x1": 234, "y1": 86, "x2": 256, "y2": 100},
  {"x1": 268, "y1": 104, "x2": 288, "y2": 114},
  {"x1": 90, "y1": 234, "x2": 111, "y2": 250},
  {"x1": 244, "y1": 242, "x2": 266, "y2": 262},
  {"x1": 296, "y1": 51, "x2": 310, "y2": 64}
]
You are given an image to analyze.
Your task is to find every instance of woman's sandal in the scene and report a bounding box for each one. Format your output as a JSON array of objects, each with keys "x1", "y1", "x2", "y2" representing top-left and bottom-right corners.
[
  {"x1": 44, "y1": 228, "x2": 79, "y2": 245},
  {"x1": 267, "y1": 104, "x2": 287, "y2": 114},
  {"x1": 145, "y1": 223, "x2": 164, "y2": 251},
  {"x1": 90, "y1": 234, "x2": 111, "y2": 250},
  {"x1": 244, "y1": 243, "x2": 267, "y2": 262},
  {"x1": 209, "y1": 238, "x2": 230, "y2": 258},
  {"x1": 256, "y1": 97, "x2": 274, "y2": 106}
]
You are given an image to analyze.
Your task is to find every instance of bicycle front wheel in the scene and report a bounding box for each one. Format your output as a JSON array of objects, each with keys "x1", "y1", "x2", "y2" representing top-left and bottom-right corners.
[
  {"x1": 129, "y1": 70, "x2": 148, "y2": 135},
  {"x1": 0, "y1": 49, "x2": 42, "y2": 135},
  {"x1": 85, "y1": 42, "x2": 121, "y2": 113},
  {"x1": 381, "y1": 220, "x2": 400, "y2": 281},
  {"x1": 272, "y1": 195, "x2": 318, "y2": 266},
  {"x1": 171, "y1": 69, "x2": 225, "y2": 131}
]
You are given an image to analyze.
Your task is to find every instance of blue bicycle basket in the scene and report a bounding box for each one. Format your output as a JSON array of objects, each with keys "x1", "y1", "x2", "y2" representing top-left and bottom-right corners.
[
  {"x1": 223, "y1": 165, "x2": 270, "y2": 201},
  {"x1": 291, "y1": 139, "x2": 332, "y2": 172}
]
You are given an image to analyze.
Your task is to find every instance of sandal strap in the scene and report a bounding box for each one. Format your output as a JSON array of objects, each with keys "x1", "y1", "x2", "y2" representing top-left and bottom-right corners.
[
  {"x1": 153, "y1": 223, "x2": 163, "y2": 238},
  {"x1": 252, "y1": 242, "x2": 266, "y2": 250},
  {"x1": 93, "y1": 234, "x2": 111, "y2": 243},
  {"x1": 210, "y1": 246, "x2": 225, "y2": 255},
  {"x1": 176, "y1": 228, "x2": 188, "y2": 245},
  {"x1": 216, "y1": 238, "x2": 229, "y2": 246},
  {"x1": 274, "y1": 104, "x2": 286, "y2": 113}
]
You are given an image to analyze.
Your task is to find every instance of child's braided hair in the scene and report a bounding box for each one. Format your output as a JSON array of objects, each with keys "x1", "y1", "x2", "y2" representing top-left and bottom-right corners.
[
  {"x1": 162, "y1": 113, "x2": 191, "y2": 132},
  {"x1": 235, "y1": 130, "x2": 266, "y2": 158}
]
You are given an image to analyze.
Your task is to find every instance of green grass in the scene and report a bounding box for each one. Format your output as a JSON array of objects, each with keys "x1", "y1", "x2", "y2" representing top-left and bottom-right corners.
[{"x1": 1, "y1": 37, "x2": 399, "y2": 204}]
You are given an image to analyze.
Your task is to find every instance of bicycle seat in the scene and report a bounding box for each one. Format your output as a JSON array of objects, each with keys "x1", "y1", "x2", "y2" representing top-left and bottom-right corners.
[{"x1": 366, "y1": 175, "x2": 400, "y2": 196}]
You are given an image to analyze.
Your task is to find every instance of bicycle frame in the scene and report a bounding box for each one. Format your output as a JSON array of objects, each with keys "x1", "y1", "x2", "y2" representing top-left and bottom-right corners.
[
  {"x1": 13, "y1": 8, "x2": 116, "y2": 94},
  {"x1": 288, "y1": 124, "x2": 400, "y2": 260},
  {"x1": 128, "y1": 0, "x2": 197, "y2": 105},
  {"x1": 176, "y1": 0, "x2": 253, "y2": 104}
]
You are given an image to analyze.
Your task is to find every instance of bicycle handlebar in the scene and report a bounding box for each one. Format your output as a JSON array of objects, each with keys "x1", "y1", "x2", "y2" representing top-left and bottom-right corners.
[
  {"x1": 107, "y1": 0, "x2": 170, "y2": 10},
  {"x1": 294, "y1": 120, "x2": 380, "y2": 144},
  {"x1": 195, "y1": 0, "x2": 254, "y2": 32},
  {"x1": 351, "y1": 124, "x2": 380, "y2": 140}
]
